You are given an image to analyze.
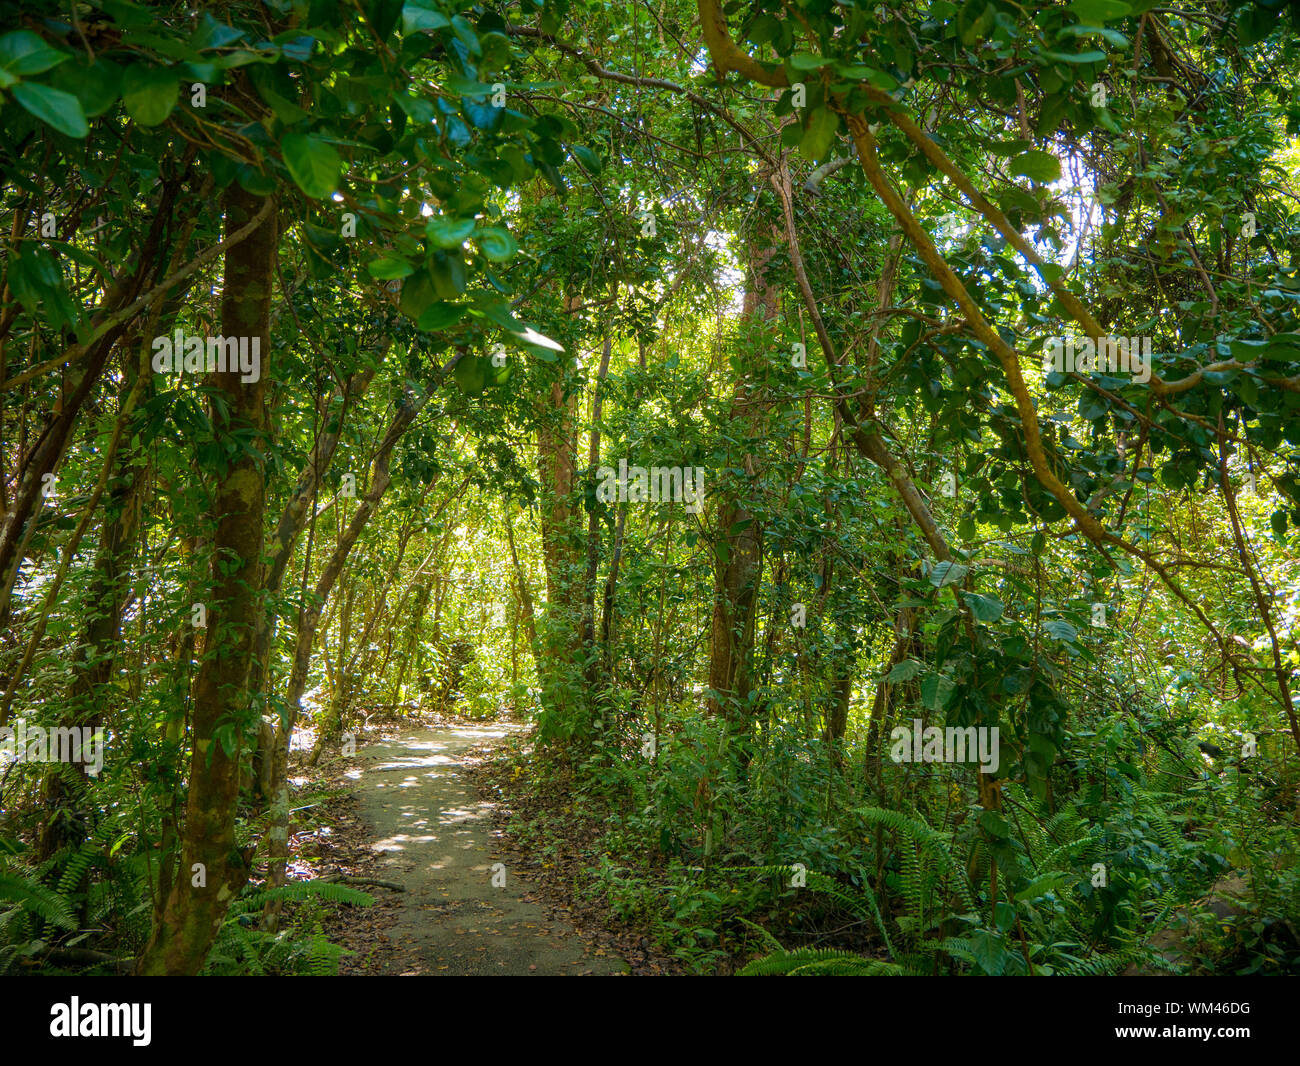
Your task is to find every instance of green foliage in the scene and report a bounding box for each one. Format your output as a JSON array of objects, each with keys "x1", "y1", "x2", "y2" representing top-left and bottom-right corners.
[
  {"x1": 3, "y1": 0, "x2": 1300, "y2": 980},
  {"x1": 204, "y1": 880, "x2": 373, "y2": 976},
  {"x1": 739, "y1": 946, "x2": 912, "y2": 976}
]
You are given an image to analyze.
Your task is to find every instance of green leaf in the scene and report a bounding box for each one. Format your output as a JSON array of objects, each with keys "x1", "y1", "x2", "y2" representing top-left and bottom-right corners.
[
  {"x1": 962, "y1": 592, "x2": 1004, "y2": 623},
  {"x1": 1015, "y1": 873, "x2": 1066, "y2": 902},
  {"x1": 929, "y1": 560, "x2": 969, "y2": 587},
  {"x1": 12, "y1": 83, "x2": 87, "y2": 138},
  {"x1": 920, "y1": 671, "x2": 955, "y2": 712},
  {"x1": 571, "y1": 144, "x2": 602, "y2": 173},
  {"x1": 473, "y1": 296, "x2": 524, "y2": 332},
  {"x1": 402, "y1": 1, "x2": 450, "y2": 33},
  {"x1": 366, "y1": 257, "x2": 414, "y2": 279},
  {"x1": 236, "y1": 164, "x2": 275, "y2": 196},
  {"x1": 463, "y1": 97, "x2": 502, "y2": 131},
  {"x1": 281, "y1": 133, "x2": 343, "y2": 199},
  {"x1": 0, "y1": 31, "x2": 69, "y2": 76},
  {"x1": 416, "y1": 301, "x2": 466, "y2": 331},
  {"x1": 1236, "y1": 5, "x2": 1276, "y2": 46},
  {"x1": 511, "y1": 325, "x2": 564, "y2": 353},
  {"x1": 1058, "y1": 25, "x2": 1130, "y2": 47},
  {"x1": 453, "y1": 353, "x2": 488, "y2": 395},
  {"x1": 122, "y1": 65, "x2": 178, "y2": 127},
  {"x1": 1042, "y1": 49, "x2": 1108, "y2": 64},
  {"x1": 1043, "y1": 618, "x2": 1078, "y2": 643},
  {"x1": 1010, "y1": 150, "x2": 1061, "y2": 184},
  {"x1": 1263, "y1": 333, "x2": 1300, "y2": 361},
  {"x1": 789, "y1": 52, "x2": 829, "y2": 70},
  {"x1": 475, "y1": 227, "x2": 518, "y2": 261},
  {"x1": 1068, "y1": 0, "x2": 1131, "y2": 22},
  {"x1": 425, "y1": 217, "x2": 476, "y2": 249},
  {"x1": 799, "y1": 107, "x2": 839, "y2": 161},
  {"x1": 191, "y1": 12, "x2": 245, "y2": 51},
  {"x1": 400, "y1": 270, "x2": 436, "y2": 321},
  {"x1": 53, "y1": 58, "x2": 122, "y2": 118},
  {"x1": 979, "y1": 811, "x2": 1012, "y2": 839},
  {"x1": 960, "y1": 1, "x2": 996, "y2": 48},
  {"x1": 450, "y1": 14, "x2": 481, "y2": 56},
  {"x1": 428, "y1": 252, "x2": 467, "y2": 298},
  {"x1": 886, "y1": 659, "x2": 924, "y2": 683}
]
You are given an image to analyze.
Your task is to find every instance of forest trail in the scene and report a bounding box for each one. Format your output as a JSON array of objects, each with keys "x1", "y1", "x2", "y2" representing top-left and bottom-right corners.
[{"x1": 351, "y1": 722, "x2": 628, "y2": 975}]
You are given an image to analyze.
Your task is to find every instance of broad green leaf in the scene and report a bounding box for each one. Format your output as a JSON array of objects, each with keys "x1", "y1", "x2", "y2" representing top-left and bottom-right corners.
[
  {"x1": 236, "y1": 164, "x2": 275, "y2": 196},
  {"x1": 1010, "y1": 149, "x2": 1061, "y2": 184},
  {"x1": 190, "y1": 13, "x2": 245, "y2": 50},
  {"x1": 1236, "y1": 5, "x2": 1276, "y2": 46},
  {"x1": 1015, "y1": 873, "x2": 1066, "y2": 902},
  {"x1": 402, "y1": 1, "x2": 450, "y2": 33},
  {"x1": 929, "y1": 560, "x2": 969, "y2": 587},
  {"x1": 281, "y1": 133, "x2": 343, "y2": 199},
  {"x1": 425, "y1": 217, "x2": 476, "y2": 249},
  {"x1": 511, "y1": 325, "x2": 563, "y2": 353},
  {"x1": 52, "y1": 58, "x2": 123, "y2": 118},
  {"x1": 417, "y1": 301, "x2": 466, "y2": 331},
  {"x1": 429, "y1": 252, "x2": 467, "y2": 298},
  {"x1": 799, "y1": 107, "x2": 839, "y2": 161},
  {"x1": 122, "y1": 65, "x2": 178, "y2": 127},
  {"x1": 980, "y1": 811, "x2": 1012, "y2": 839},
  {"x1": 453, "y1": 353, "x2": 488, "y2": 395},
  {"x1": 1058, "y1": 25, "x2": 1130, "y2": 47},
  {"x1": 920, "y1": 672, "x2": 955, "y2": 712},
  {"x1": 12, "y1": 83, "x2": 87, "y2": 137},
  {"x1": 1068, "y1": 0, "x2": 1131, "y2": 22},
  {"x1": 1043, "y1": 618, "x2": 1078, "y2": 643},
  {"x1": 971, "y1": 930, "x2": 1007, "y2": 975},
  {"x1": 1042, "y1": 48, "x2": 1108, "y2": 64},
  {"x1": 571, "y1": 145, "x2": 602, "y2": 173},
  {"x1": 475, "y1": 227, "x2": 518, "y2": 261},
  {"x1": 0, "y1": 31, "x2": 68, "y2": 76},
  {"x1": 962, "y1": 592, "x2": 1004, "y2": 623},
  {"x1": 886, "y1": 659, "x2": 924, "y2": 683},
  {"x1": 400, "y1": 270, "x2": 436, "y2": 321},
  {"x1": 366, "y1": 257, "x2": 414, "y2": 279},
  {"x1": 789, "y1": 52, "x2": 829, "y2": 70}
]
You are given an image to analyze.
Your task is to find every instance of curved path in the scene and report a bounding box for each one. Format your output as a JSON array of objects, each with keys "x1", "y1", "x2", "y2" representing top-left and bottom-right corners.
[{"x1": 350, "y1": 722, "x2": 627, "y2": 975}]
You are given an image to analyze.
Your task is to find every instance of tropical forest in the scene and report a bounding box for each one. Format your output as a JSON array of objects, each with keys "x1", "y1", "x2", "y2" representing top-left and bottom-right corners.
[{"x1": 0, "y1": 0, "x2": 1298, "y2": 992}]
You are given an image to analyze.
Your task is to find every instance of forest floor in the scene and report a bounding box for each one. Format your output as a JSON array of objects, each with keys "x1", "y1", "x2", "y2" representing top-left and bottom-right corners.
[{"x1": 300, "y1": 714, "x2": 633, "y2": 975}]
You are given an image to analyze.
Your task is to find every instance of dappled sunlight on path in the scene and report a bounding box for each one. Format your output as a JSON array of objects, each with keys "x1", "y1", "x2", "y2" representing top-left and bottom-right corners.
[{"x1": 351, "y1": 722, "x2": 627, "y2": 975}]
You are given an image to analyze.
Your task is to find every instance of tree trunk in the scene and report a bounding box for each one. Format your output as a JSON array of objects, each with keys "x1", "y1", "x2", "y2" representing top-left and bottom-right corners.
[
  {"x1": 707, "y1": 223, "x2": 778, "y2": 725},
  {"x1": 534, "y1": 343, "x2": 586, "y2": 736},
  {"x1": 137, "y1": 181, "x2": 277, "y2": 975}
]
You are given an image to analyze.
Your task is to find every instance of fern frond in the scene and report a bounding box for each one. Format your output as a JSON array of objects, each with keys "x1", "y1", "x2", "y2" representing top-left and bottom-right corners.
[
  {"x1": 231, "y1": 880, "x2": 375, "y2": 912},
  {"x1": 0, "y1": 871, "x2": 76, "y2": 930},
  {"x1": 739, "y1": 946, "x2": 912, "y2": 976}
]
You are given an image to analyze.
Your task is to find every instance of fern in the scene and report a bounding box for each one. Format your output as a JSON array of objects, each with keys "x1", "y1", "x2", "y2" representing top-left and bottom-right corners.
[
  {"x1": 727, "y1": 864, "x2": 896, "y2": 956},
  {"x1": 0, "y1": 869, "x2": 76, "y2": 932},
  {"x1": 230, "y1": 879, "x2": 375, "y2": 913},
  {"x1": 1057, "y1": 944, "x2": 1154, "y2": 976},
  {"x1": 204, "y1": 879, "x2": 371, "y2": 976},
  {"x1": 302, "y1": 932, "x2": 350, "y2": 976},
  {"x1": 739, "y1": 946, "x2": 914, "y2": 976},
  {"x1": 856, "y1": 806, "x2": 977, "y2": 915}
]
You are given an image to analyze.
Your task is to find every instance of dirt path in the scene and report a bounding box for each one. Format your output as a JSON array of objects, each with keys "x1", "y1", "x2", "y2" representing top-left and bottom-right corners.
[{"x1": 351, "y1": 721, "x2": 628, "y2": 975}]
